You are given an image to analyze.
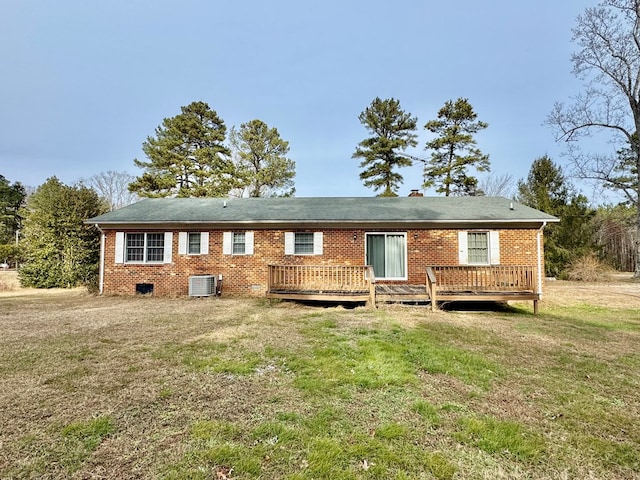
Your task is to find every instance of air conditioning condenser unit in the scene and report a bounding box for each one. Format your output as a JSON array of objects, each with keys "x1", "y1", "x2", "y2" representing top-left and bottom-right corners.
[{"x1": 188, "y1": 275, "x2": 217, "y2": 297}]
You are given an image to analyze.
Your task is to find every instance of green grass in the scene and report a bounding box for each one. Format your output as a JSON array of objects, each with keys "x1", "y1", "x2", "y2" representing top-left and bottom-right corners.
[
  {"x1": 455, "y1": 415, "x2": 545, "y2": 461},
  {"x1": 2, "y1": 289, "x2": 639, "y2": 479}
]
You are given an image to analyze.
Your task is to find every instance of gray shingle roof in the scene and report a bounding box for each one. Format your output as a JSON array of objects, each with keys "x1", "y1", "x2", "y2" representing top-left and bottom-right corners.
[{"x1": 87, "y1": 197, "x2": 558, "y2": 228}]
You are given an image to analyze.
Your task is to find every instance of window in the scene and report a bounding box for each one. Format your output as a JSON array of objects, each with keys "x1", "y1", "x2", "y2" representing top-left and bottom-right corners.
[
  {"x1": 467, "y1": 232, "x2": 489, "y2": 264},
  {"x1": 126, "y1": 233, "x2": 164, "y2": 263},
  {"x1": 115, "y1": 232, "x2": 172, "y2": 264},
  {"x1": 365, "y1": 233, "x2": 406, "y2": 280},
  {"x1": 458, "y1": 231, "x2": 500, "y2": 265},
  {"x1": 294, "y1": 233, "x2": 314, "y2": 254},
  {"x1": 232, "y1": 232, "x2": 246, "y2": 254},
  {"x1": 178, "y1": 232, "x2": 209, "y2": 255},
  {"x1": 222, "y1": 231, "x2": 254, "y2": 255},
  {"x1": 188, "y1": 233, "x2": 201, "y2": 254},
  {"x1": 126, "y1": 233, "x2": 144, "y2": 262},
  {"x1": 284, "y1": 232, "x2": 323, "y2": 255}
]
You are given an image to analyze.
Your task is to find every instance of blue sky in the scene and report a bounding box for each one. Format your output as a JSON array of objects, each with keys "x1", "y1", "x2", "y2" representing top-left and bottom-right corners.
[{"x1": 1, "y1": 1, "x2": 598, "y2": 197}]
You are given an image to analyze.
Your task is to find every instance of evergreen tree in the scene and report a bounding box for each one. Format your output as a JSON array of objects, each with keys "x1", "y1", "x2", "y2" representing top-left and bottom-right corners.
[
  {"x1": 352, "y1": 97, "x2": 418, "y2": 196},
  {"x1": 0, "y1": 175, "x2": 27, "y2": 245},
  {"x1": 19, "y1": 177, "x2": 106, "y2": 289},
  {"x1": 229, "y1": 119, "x2": 295, "y2": 197},
  {"x1": 608, "y1": 134, "x2": 639, "y2": 200},
  {"x1": 517, "y1": 156, "x2": 595, "y2": 277},
  {"x1": 129, "y1": 101, "x2": 238, "y2": 198},
  {"x1": 423, "y1": 98, "x2": 490, "y2": 196}
]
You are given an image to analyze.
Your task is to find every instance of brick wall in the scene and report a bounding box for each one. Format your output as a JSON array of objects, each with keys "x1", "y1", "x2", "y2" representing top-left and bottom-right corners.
[{"x1": 101, "y1": 227, "x2": 541, "y2": 296}]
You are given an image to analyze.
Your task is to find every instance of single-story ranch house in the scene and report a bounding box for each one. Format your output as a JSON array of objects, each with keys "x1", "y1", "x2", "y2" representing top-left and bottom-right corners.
[{"x1": 87, "y1": 196, "x2": 558, "y2": 310}]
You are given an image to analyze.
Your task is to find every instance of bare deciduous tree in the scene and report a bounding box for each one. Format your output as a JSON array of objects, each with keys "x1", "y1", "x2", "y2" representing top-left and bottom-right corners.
[
  {"x1": 547, "y1": 0, "x2": 640, "y2": 279},
  {"x1": 478, "y1": 172, "x2": 515, "y2": 198},
  {"x1": 85, "y1": 171, "x2": 138, "y2": 211}
]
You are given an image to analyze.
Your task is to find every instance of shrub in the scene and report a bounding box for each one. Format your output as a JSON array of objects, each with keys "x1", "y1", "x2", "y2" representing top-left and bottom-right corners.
[{"x1": 563, "y1": 253, "x2": 613, "y2": 281}]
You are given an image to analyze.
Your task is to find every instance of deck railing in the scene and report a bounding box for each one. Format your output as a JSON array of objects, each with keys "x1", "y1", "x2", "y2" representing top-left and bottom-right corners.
[
  {"x1": 428, "y1": 265, "x2": 537, "y2": 292},
  {"x1": 266, "y1": 264, "x2": 539, "y2": 312},
  {"x1": 425, "y1": 265, "x2": 539, "y2": 312},
  {"x1": 267, "y1": 264, "x2": 376, "y2": 304}
]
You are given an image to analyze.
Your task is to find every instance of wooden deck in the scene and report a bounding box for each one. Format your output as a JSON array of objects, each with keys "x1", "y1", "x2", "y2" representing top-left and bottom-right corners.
[
  {"x1": 266, "y1": 264, "x2": 541, "y2": 312},
  {"x1": 426, "y1": 265, "x2": 540, "y2": 313},
  {"x1": 267, "y1": 265, "x2": 376, "y2": 305}
]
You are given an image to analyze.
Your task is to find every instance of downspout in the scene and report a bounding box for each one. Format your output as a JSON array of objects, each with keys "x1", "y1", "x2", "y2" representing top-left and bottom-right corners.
[
  {"x1": 536, "y1": 222, "x2": 547, "y2": 298},
  {"x1": 95, "y1": 224, "x2": 105, "y2": 295}
]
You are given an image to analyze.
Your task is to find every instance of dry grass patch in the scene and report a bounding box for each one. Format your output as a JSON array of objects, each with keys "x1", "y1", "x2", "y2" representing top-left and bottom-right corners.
[
  {"x1": 1, "y1": 277, "x2": 639, "y2": 479},
  {"x1": 0, "y1": 270, "x2": 19, "y2": 292}
]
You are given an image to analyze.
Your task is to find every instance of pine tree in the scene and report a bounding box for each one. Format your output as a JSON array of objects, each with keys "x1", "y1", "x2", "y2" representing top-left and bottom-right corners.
[
  {"x1": 129, "y1": 101, "x2": 237, "y2": 197},
  {"x1": 230, "y1": 119, "x2": 295, "y2": 197},
  {"x1": 517, "y1": 156, "x2": 595, "y2": 277},
  {"x1": 353, "y1": 97, "x2": 417, "y2": 196},
  {"x1": 423, "y1": 98, "x2": 490, "y2": 196}
]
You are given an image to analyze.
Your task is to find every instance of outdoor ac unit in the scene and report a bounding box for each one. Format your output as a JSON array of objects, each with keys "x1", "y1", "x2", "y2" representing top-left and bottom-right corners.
[{"x1": 189, "y1": 275, "x2": 216, "y2": 297}]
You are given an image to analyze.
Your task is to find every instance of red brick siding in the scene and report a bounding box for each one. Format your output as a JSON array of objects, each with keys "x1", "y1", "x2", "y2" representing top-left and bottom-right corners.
[{"x1": 102, "y1": 228, "x2": 541, "y2": 296}]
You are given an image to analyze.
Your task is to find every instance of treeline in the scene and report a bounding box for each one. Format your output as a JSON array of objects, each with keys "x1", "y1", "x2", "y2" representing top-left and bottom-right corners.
[{"x1": 0, "y1": 160, "x2": 636, "y2": 291}]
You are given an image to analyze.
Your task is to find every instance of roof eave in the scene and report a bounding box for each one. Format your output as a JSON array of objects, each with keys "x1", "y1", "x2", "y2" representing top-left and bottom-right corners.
[{"x1": 86, "y1": 218, "x2": 558, "y2": 230}]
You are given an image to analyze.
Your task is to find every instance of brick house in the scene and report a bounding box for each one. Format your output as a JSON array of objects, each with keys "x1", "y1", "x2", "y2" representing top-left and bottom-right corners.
[{"x1": 87, "y1": 196, "x2": 558, "y2": 306}]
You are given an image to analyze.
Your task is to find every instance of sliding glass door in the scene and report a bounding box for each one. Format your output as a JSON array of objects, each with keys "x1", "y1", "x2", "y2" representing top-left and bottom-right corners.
[{"x1": 366, "y1": 233, "x2": 406, "y2": 280}]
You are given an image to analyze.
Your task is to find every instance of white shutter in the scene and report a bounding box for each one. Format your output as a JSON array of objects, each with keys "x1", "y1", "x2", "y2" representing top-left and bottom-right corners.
[
  {"x1": 458, "y1": 231, "x2": 468, "y2": 265},
  {"x1": 115, "y1": 232, "x2": 125, "y2": 264},
  {"x1": 163, "y1": 232, "x2": 173, "y2": 263},
  {"x1": 178, "y1": 232, "x2": 188, "y2": 255},
  {"x1": 284, "y1": 232, "x2": 294, "y2": 255},
  {"x1": 490, "y1": 231, "x2": 500, "y2": 265},
  {"x1": 200, "y1": 232, "x2": 209, "y2": 254},
  {"x1": 223, "y1": 232, "x2": 232, "y2": 255},
  {"x1": 313, "y1": 232, "x2": 323, "y2": 255},
  {"x1": 245, "y1": 231, "x2": 254, "y2": 255}
]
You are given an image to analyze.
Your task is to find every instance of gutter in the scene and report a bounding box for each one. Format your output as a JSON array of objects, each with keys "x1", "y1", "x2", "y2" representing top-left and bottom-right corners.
[
  {"x1": 95, "y1": 224, "x2": 105, "y2": 295},
  {"x1": 537, "y1": 222, "x2": 547, "y2": 298},
  {"x1": 87, "y1": 218, "x2": 558, "y2": 231}
]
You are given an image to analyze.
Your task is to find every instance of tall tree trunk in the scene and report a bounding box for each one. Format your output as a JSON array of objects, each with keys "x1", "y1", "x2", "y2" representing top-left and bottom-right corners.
[{"x1": 635, "y1": 198, "x2": 640, "y2": 279}]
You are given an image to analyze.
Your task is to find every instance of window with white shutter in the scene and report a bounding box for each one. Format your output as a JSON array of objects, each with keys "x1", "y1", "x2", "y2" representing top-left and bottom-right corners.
[
  {"x1": 285, "y1": 232, "x2": 323, "y2": 255},
  {"x1": 120, "y1": 232, "x2": 172, "y2": 264},
  {"x1": 223, "y1": 231, "x2": 254, "y2": 255}
]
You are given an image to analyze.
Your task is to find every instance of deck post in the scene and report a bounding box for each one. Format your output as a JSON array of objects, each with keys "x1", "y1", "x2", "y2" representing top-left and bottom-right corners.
[
  {"x1": 426, "y1": 267, "x2": 438, "y2": 312},
  {"x1": 366, "y1": 266, "x2": 376, "y2": 308},
  {"x1": 533, "y1": 299, "x2": 539, "y2": 315}
]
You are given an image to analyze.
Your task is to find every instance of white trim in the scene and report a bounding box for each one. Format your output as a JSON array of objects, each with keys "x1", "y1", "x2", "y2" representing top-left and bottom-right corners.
[
  {"x1": 115, "y1": 232, "x2": 125, "y2": 264},
  {"x1": 163, "y1": 232, "x2": 173, "y2": 263},
  {"x1": 537, "y1": 223, "x2": 546, "y2": 296},
  {"x1": 313, "y1": 232, "x2": 323, "y2": 255},
  {"x1": 99, "y1": 231, "x2": 105, "y2": 294},
  {"x1": 245, "y1": 231, "x2": 254, "y2": 255},
  {"x1": 364, "y1": 232, "x2": 408, "y2": 281},
  {"x1": 284, "y1": 232, "x2": 295, "y2": 255},
  {"x1": 223, "y1": 232, "x2": 233, "y2": 255},
  {"x1": 178, "y1": 232, "x2": 188, "y2": 255},
  {"x1": 489, "y1": 231, "x2": 500, "y2": 265},
  {"x1": 200, "y1": 232, "x2": 209, "y2": 255},
  {"x1": 458, "y1": 231, "x2": 468, "y2": 265}
]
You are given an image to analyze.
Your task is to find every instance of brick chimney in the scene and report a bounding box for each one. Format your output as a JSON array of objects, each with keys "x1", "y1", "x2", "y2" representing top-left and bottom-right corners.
[{"x1": 408, "y1": 189, "x2": 423, "y2": 197}]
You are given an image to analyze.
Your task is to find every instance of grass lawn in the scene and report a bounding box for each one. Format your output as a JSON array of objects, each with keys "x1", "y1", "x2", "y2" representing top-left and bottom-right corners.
[{"x1": 1, "y1": 271, "x2": 639, "y2": 479}]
